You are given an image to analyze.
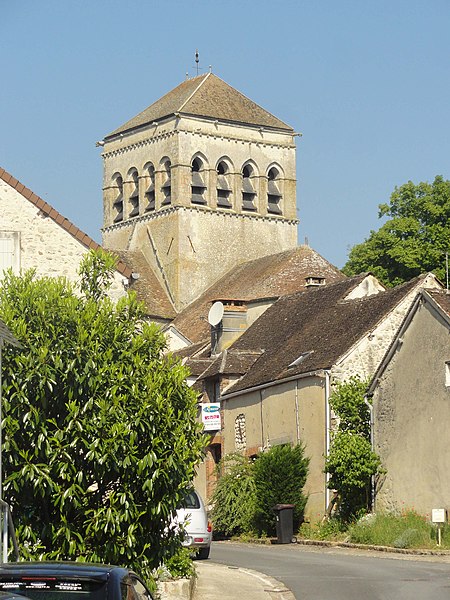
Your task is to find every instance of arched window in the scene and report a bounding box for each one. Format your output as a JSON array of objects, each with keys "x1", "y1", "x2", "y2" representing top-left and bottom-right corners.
[
  {"x1": 161, "y1": 159, "x2": 171, "y2": 206},
  {"x1": 145, "y1": 163, "x2": 155, "y2": 212},
  {"x1": 128, "y1": 169, "x2": 139, "y2": 217},
  {"x1": 191, "y1": 157, "x2": 207, "y2": 205},
  {"x1": 216, "y1": 161, "x2": 232, "y2": 208},
  {"x1": 267, "y1": 167, "x2": 282, "y2": 215},
  {"x1": 242, "y1": 164, "x2": 257, "y2": 211},
  {"x1": 113, "y1": 174, "x2": 124, "y2": 223}
]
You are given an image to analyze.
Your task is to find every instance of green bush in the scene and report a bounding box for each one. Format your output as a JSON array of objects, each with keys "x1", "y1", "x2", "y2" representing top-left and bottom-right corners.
[
  {"x1": 0, "y1": 251, "x2": 205, "y2": 581},
  {"x1": 162, "y1": 547, "x2": 196, "y2": 579},
  {"x1": 210, "y1": 453, "x2": 256, "y2": 537},
  {"x1": 325, "y1": 377, "x2": 382, "y2": 522},
  {"x1": 253, "y1": 444, "x2": 309, "y2": 536}
]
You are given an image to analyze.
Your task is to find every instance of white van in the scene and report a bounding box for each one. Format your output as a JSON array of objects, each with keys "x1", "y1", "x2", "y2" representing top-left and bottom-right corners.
[{"x1": 176, "y1": 489, "x2": 212, "y2": 559}]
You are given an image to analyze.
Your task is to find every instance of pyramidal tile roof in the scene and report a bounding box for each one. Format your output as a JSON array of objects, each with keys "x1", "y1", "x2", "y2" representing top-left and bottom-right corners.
[
  {"x1": 0, "y1": 167, "x2": 132, "y2": 279},
  {"x1": 106, "y1": 73, "x2": 293, "y2": 138}
]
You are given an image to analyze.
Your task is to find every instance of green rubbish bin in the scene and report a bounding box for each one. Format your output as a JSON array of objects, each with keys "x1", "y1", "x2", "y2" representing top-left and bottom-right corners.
[{"x1": 273, "y1": 504, "x2": 297, "y2": 544}]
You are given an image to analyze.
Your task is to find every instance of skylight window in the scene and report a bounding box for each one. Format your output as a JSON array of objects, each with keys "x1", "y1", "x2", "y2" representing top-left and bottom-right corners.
[{"x1": 288, "y1": 351, "x2": 314, "y2": 369}]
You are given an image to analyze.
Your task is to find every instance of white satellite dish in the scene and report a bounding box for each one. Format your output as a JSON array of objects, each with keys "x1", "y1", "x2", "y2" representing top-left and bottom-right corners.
[{"x1": 208, "y1": 301, "x2": 224, "y2": 326}]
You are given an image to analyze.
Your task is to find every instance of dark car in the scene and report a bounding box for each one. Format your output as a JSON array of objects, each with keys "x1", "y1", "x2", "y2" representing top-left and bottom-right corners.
[{"x1": 0, "y1": 562, "x2": 154, "y2": 600}]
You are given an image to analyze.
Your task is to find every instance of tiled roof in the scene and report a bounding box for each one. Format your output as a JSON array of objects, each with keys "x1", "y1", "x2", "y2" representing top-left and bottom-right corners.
[
  {"x1": 427, "y1": 289, "x2": 450, "y2": 317},
  {"x1": 197, "y1": 349, "x2": 264, "y2": 381},
  {"x1": 0, "y1": 167, "x2": 132, "y2": 279},
  {"x1": 106, "y1": 73, "x2": 293, "y2": 138},
  {"x1": 171, "y1": 246, "x2": 346, "y2": 343},
  {"x1": 223, "y1": 274, "x2": 430, "y2": 395},
  {"x1": 113, "y1": 250, "x2": 176, "y2": 320}
]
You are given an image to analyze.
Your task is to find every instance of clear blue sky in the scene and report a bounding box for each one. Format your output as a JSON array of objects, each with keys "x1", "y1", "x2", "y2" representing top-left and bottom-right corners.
[{"x1": 2, "y1": 0, "x2": 449, "y2": 268}]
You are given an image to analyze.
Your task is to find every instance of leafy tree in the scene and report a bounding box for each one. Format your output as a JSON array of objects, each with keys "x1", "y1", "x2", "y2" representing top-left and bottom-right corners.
[
  {"x1": 210, "y1": 453, "x2": 256, "y2": 537},
  {"x1": 325, "y1": 377, "x2": 382, "y2": 522},
  {"x1": 343, "y1": 176, "x2": 450, "y2": 286},
  {"x1": 0, "y1": 251, "x2": 205, "y2": 580},
  {"x1": 253, "y1": 444, "x2": 309, "y2": 536}
]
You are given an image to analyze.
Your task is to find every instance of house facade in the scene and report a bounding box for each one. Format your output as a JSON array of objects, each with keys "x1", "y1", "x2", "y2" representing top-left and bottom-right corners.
[
  {"x1": 369, "y1": 289, "x2": 450, "y2": 515},
  {"x1": 185, "y1": 274, "x2": 441, "y2": 519}
]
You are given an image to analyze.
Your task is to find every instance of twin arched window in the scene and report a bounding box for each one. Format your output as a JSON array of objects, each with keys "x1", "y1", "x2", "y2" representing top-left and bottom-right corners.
[
  {"x1": 145, "y1": 163, "x2": 155, "y2": 212},
  {"x1": 267, "y1": 167, "x2": 282, "y2": 215},
  {"x1": 216, "y1": 161, "x2": 232, "y2": 208},
  {"x1": 242, "y1": 164, "x2": 257, "y2": 212},
  {"x1": 113, "y1": 174, "x2": 124, "y2": 223},
  {"x1": 191, "y1": 158, "x2": 207, "y2": 205},
  {"x1": 161, "y1": 159, "x2": 171, "y2": 205},
  {"x1": 128, "y1": 169, "x2": 139, "y2": 218},
  {"x1": 111, "y1": 158, "x2": 283, "y2": 222}
]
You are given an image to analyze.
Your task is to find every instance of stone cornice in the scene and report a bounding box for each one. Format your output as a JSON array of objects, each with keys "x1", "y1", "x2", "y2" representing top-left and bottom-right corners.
[
  {"x1": 102, "y1": 128, "x2": 295, "y2": 160},
  {"x1": 102, "y1": 205, "x2": 299, "y2": 233}
]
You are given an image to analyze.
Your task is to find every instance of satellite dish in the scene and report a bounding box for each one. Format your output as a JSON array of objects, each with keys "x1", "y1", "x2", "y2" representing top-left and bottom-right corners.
[{"x1": 208, "y1": 301, "x2": 224, "y2": 326}]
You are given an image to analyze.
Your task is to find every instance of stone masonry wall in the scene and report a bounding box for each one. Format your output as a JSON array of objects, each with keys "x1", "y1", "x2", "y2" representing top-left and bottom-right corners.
[{"x1": 0, "y1": 180, "x2": 126, "y2": 302}]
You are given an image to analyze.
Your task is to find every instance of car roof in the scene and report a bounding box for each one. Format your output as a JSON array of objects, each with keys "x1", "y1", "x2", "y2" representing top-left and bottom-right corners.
[{"x1": 0, "y1": 563, "x2": 130, "y2": 581}]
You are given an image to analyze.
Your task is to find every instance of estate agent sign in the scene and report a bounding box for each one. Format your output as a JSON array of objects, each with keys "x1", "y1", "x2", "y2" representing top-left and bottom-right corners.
[{"x1": 201, "y1": 403, "x2": 221, "y2": 431}]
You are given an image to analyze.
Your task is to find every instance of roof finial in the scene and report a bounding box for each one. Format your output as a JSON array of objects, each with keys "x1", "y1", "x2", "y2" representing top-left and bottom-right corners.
[{"x1": 195, "y1": 49, "x2": 199, "y2": 76}]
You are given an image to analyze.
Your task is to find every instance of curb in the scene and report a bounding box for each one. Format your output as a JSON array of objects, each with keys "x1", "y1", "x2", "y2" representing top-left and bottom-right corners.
[
  {"x1": 222, "y1": 537, "x2": 450, "y2": 557},
  {"x1": 238, "y1": 566, "x2": 296, "y2": 600},
  {"x1": 295, "y1": 538, "x2": 450, "y2": 556}
]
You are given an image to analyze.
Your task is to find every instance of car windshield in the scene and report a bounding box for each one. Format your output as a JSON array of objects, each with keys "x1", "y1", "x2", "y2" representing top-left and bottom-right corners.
[{"x1": 0, "y1": 578, "x2": 106, "y2": 600}]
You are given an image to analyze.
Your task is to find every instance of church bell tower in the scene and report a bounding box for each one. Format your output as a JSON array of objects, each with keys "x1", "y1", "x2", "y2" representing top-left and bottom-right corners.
[{"x1": 100, "y1": 72, "x2": 298, "y2": 311}]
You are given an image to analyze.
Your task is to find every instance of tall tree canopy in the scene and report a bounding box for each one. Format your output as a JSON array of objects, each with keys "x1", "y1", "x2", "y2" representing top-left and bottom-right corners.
[
  {"x1": 0, "y1": 251, "x2": 204, "y2": 579},
  {"x1": 343, "y1": 176, "x2": 450, "y2": 286}
]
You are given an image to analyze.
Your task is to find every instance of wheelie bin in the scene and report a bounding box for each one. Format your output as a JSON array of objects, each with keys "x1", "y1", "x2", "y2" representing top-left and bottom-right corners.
[{"x1": 272, "y1": 503, "x2": 297, "y2": 544}]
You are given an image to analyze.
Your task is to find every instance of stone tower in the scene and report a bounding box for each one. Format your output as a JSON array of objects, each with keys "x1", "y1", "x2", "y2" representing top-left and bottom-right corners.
[{"x1": 101, "y1": 73, "x2": 298, "y2": 311}]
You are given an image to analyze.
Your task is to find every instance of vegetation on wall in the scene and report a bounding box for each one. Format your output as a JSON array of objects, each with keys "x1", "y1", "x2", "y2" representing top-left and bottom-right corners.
[
  {"x1": 210, "y1": 453, "x2": 257, "y2": 537},
  {"x1": 325, "y1": 377, "x2": 382, "y2": 522},
  {"x1": 0, "y1": 250, "x2": 205, "y2": 580},
  {"x1": 343, "y1": 176, "x2": 450, "y2": 286}
]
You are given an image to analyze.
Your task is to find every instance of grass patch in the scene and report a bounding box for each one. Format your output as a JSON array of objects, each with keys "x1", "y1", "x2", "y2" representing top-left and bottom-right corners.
[
  {"x1": 298, "y1": 510, "x2": 450, "y2": 550},
  {"x1": 299, "y1": 517, "x2": 348, "y2": 542},
  {"x1": 347, "y1": 510, "x2": 449, "y2": 549}
]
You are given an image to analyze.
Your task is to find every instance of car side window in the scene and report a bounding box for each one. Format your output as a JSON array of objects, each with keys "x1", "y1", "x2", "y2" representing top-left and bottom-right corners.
[
  {"x1": 129, "y1": 577, "x2": 154, "y2": 600},
  {"x1": 121, "y1": 575, "x2": 153, "y2": 600}
]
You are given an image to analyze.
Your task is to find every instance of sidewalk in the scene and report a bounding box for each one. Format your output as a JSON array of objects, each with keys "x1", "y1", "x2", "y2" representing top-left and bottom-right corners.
[{"x1": 193, "y1": 561, "x2": 295, "y2": 600}]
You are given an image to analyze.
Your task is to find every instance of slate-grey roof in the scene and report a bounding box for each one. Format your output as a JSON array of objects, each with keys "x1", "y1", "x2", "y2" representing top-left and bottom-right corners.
[
  {"x1": 171, "y1": 245, "x2": 346, "y2": 344},
  {"x1": 106, "y1": 73, "x2": 293, "y2": 139},
  {"x1": 222, "y1": 274, "x2": 431, "y2": 396}
]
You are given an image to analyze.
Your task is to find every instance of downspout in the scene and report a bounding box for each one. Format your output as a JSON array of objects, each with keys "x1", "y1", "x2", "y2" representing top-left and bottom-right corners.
[
  {"x1": 295, "y1": 380, "x2": 300, "y2": 443},
  {"x1": 364, "y1": 395, "x2": 375, "y2": 511},
  {"x1": 325, "y1": 370, "x2": 331, "y2": 510},
  {"x1": 259, "y1": 389, "x2": 265, "y2": 450}
]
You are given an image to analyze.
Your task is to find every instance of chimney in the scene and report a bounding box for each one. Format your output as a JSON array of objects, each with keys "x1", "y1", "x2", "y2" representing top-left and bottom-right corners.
[{"x1": 209, "y1": 300, "x2": 248, "y2": 354}]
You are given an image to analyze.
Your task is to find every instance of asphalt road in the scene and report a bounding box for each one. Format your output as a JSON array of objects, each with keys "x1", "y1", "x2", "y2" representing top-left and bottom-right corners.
[{"x1": 209, "y1": 541, "x2": 450, "y2": 599}]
